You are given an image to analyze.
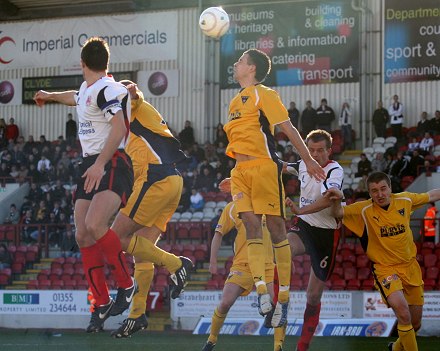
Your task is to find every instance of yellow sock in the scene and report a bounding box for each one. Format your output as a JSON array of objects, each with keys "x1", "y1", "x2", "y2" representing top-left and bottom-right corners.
[
  {"x1": 247, "y1": 239, "x2": 267, "y2": 294},
  {"x1": 207, "y1": 307, "x2": 227, "y2": 344},
  {"x1": 128, "y1": 262, "x2": 154, "y2": 319},
  {"x1": 127, "y1": 235, "x2": 181, "y2": 273},
  {"x1": 397, "y1": 323, "x2": 418, "y2": 351},
  {"x1": 273, "y1": 240, "x2": 291, "y2": 303},
  {"x1": 274, "y1": 322, "x2": 286, "y2": 351},
  {"x1": 393, "y1": 338, "x2": 402, "y2": 351}
]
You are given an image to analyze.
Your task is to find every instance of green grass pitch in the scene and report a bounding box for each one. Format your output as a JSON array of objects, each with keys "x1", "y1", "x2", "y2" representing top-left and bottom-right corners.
[{"x1": 0, "y1": 330, "x2": 439, "y2": 351}]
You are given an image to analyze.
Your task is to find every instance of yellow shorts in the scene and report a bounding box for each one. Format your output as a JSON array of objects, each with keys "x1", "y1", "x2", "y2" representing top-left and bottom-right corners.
[
  {"x1": 231, "y1": 158, "x2": 285, "y2": 218},
  {"x1": 372, "y1": 259, "x2": 424, "y2": 307},
  {"x1": 225, "y1": 263, "x2": 275, "y2": 296},
  {"x1": 120, "y1": 165, "x2": 183, "y2": 232}
]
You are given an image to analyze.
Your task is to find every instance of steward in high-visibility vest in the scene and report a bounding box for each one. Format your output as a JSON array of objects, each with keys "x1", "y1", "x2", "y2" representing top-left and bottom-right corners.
[{"x1": 424, "y1": 203, "x2": 438, "y2": 239}]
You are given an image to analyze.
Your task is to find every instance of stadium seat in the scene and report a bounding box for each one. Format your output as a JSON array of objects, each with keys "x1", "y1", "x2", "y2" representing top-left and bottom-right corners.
[
  {"x1": 424, "y1": 279, "x2": 436, "y2": 291},
  {"x1": 356, "y1": 254, "x2": 370, "y2": 268},
  {"x1": 182, "y1": 243, "x2": 195, "y2": 257},
  {"x1": 63, "y1": 279, "x2": 77, "y2": 290},
  {"x1": 425, "y1": 266, "x2": 439, "y2": 280},
  {"x1": 355, "y1": 244, "x2": 364, "y2": 255},
  {"x1": 176, "y1": 223, "x2": 191, "y2": 240},
  {"x1": 331, "y1": 278, "x2": 346, "y2": 290},
  {"x1": 343, "y1": 267, "x2": 357, "y2": 280},
  {"x1": 346, "y1": 279, "x2": 361, "y2": 290},
  {"x1": 204, "y1": 201, "x2": 217, "y2": 209},
  {"x1": 170, "y1": 243, "x2": 183, "y2": 256},
  {"x1": 38, "y1": 269, "x2": 51, "y2": 281},
  {"x1": 0, "y1": 268, "x2": 12, "y2": 286},
  {"x1": 11, "y1": 260, "x2": 24, "y2": 274},
  {"x1": 51, "y1": 257, "x2": 65, "y2": 270},
  {"x1": 38, "y1": 279, "x2": 51, "y2": 290},
  {"x1": 342, "y1": 253, "x2": 356, "y2": 264},
  {"x1": 51, "y1": 279, "x2": 64, "y2": 290},
  {"x1": 332, "y1": 266, "x2": 344, "y2": 278},
  {"x1": 290, "y1": 277, "x2": 303, "y2": 290},
  {"x1": 27, "y1": 280, "x2": 39, "y2": 290},
  {"x1": 64, "y1": 257, "x2": 77, "y2": 265},
  {"x1": 360, "y1": 279, "x2": 374, "y2": 290},
  {"x1": 424, "y1": 253, "x2": 438, "y2": 268},
  {"x1": 49, "y1": 268, "x2": 63, "y2": 281},
  {"x1": 26, "y1": 245, "x2": 39, "y2": 263},
  {"x1": 357, "y1": 267, "x2": 371, "y2": 281},
  {"x1": 194, "y1": 244, "x2": 208, "y2": 263},
  {"x1": 189, "y1": 224, "x2": 203, "y2": 242}
]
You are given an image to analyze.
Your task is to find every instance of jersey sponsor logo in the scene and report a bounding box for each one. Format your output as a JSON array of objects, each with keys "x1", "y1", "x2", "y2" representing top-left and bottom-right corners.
[
  {"x1": 241, "y1": 96, "x2": 249, "y2": 104},
  {"x1": 398, "y1": 208, "x2": 405, "y2": 216},
  {"x1": 233, "y1": 192, "x2": 244, "y2": 201},
  {"x1": 228, "y1": 111, "x2": 241, "y2": 121},
  {"x1": 381, "y1": 274, "x2": 398, "y2": 289},
  {"x1": 78, "y1": 121, "x2": 96, "y2": 135},
  {"x1": 328, "y1": 182, "x2": 341, "y2": 189},
  {"x1": 379, "y1": 224, "x2": 405, "y2": 237},
  {"x1": 300, "y1": 197, "x2": 315, "y2": 205},
  {"x1": 86, "y1": 95, "x2": 92, "y2": 106},
  {"x1": 372, "y1": 216, "x2": 380, "y2": 222}
]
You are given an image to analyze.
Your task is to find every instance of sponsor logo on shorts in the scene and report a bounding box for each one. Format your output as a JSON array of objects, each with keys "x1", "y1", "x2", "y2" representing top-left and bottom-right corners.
[{"x1": 233, "y1": 192, "x2": 243, "y2": 201}]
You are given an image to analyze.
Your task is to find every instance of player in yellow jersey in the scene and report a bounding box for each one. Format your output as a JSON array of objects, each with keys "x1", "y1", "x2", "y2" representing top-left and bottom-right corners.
[
  {"x1": 201, "y1": 201, "x2": 285, "y2": 351},
  {"x1": 223, "y1": 49, "x2": 325, "y2": 327},
  {"x1": 108, "y1": 81, "x2": 194, "y2": 337},
  {"x1": 326, "y1": 172, "x2": 440, "y2": 351}
]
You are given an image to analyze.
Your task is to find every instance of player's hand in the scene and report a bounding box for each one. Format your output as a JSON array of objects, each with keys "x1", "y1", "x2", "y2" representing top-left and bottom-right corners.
[
  {"x1": 323, "y1": 188, "x2": 344, "y2": 200},
  {"x1": 82, "y1": 163, "x2": 105, "y2": 193},
  {"x1": 285, "y1": 197, "x2": 300, "y2": 214},
  {"x1": 33, "y1": 90, "x2": 51, "y2": 107},
  {"x1": 126, "y1": 83, "x2": 139, "y2": 100},
  {"x1": 219, "y1": 177, "x2": 231, "y2": 193},
  {"x1": 209, "y1": 262, "x2": 217, "y2": 274},
  {"x1": 304, "y1": 158, "x2": 326, "y2": 181}
]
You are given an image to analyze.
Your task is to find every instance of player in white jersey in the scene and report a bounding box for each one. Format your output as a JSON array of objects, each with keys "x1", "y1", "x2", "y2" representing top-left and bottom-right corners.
[
  {"x1": 34, "y1": 37, "x2": 136, "y2": 333},
  {"x1": 285, "y1": 129, "x2": 344, "y2": 351}
]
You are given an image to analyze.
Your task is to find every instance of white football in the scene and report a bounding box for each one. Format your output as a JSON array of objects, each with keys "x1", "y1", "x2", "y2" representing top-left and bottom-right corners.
[{"x1": 199, "y1": 7, "x2": 230, "y2": 39}]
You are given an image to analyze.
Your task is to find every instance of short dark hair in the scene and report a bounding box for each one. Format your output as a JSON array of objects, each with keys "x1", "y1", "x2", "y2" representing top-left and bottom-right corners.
[
  {"x1": 244, "y1": 49, "x2": 271, "y2": 82},
  {"x1": 306, "y1": 129, "x2": 332, "y2": 149},
  {"x1": 367, "y1": 171, "x2": 391, "y2": 188},
  {"x1": 81, "y1": 37, "x2": 109, "y2": 72}
]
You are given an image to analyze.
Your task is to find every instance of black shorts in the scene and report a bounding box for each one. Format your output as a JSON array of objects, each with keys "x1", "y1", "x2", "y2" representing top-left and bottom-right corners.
[
  {"x1": 75, "y1": 149, "x2": 133, "y2": 206},
  {"x1": 288, "y1": 217, "x2": 340, "y2": 282}
]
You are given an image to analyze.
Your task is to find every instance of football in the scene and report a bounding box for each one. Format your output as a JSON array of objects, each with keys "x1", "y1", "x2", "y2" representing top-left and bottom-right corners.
[{"x1": 199, "y1": 7, "x2": 230, "y2": 39}]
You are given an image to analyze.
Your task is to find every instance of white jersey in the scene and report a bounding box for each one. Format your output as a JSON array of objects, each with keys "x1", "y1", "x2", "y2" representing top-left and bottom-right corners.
[
  {"x1": 74, "y1": 75, "x2": 130, "y2": 157},
  {"x1": 297, "y1": 160, "x2": 344, "y2": 229}
]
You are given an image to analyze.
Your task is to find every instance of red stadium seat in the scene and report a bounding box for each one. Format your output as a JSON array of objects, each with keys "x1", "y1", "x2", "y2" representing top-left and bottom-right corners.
[
  {"x1": 38, "y1": 279, "x2": 51, "y2": 290},
  {"x1": 205, "y1": 279, "x2": 219, "y2": 290},
  {"x1": 194, "y1": 244, "x2": 208, "y2": 263},
  {"x1": 27, "y1": 280, "x2": 39, "y2": 290},
  {"x1": 0, "y1": 268, "x2": 12, "y2": 286},
  {"x1": 26, "y1": 245, "x2": 39, "y2": 263},
  {"x1": 355, "y1": 244, "x2": 364, "y2": 255},
  {"x1": 11, "y1": 261, "x2": 24, "y2": 274},
  {"x1": 356, "y1": 254, "x2": 370, "y2": 268},
  {"x1": 425, "y1": 266, "x2": 439, "y2": 280},
  {"x1": 63, "y1": 279, "x2": 77, "y2": 290},
  {"x1": 170, "y1": 243, "x2": 183, "y2": 256},
  {"x1": 331, "y1": 279, "x2": 346, "y2": 290},
  {"x1": 424, "y1": 254, "x2": 438, "y2": 268},
  {"x1": 51, "y1": 279, "x2": 65, "y2": 290},
  {"x1": 189, "y1": 225, "x2": 204, "y2": 242},
  {"x1": 332, "y1": 266, "x2": 344, "y2": 278},
  {"x1": 360, "y1": 279, "x2": 374, "y2": 290},
  {"x1": 182, "y1": 243, "x2": 195, "y2": 258},
  {"x1": 424, "y1": 279, "x2": 436, "y2": 291},
  {"x1": 343, "y1": 267, "x2": 357, "y2": 280},
  {"x1": 357, "y1": 267, "x2": 371, "y2": 281},
  {"x1": 346, "y1": 279, "x2": 361, "y2": 290}
]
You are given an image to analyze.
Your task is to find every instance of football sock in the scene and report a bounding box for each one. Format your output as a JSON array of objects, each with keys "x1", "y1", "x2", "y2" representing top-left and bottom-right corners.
[
  {"x1": 127, "y1": 235, "x2": 181, "y2": 273},
  {"x1": 247, "y1": 238, "x2": 267, "y2": 294},
  {"x1": 80, "y1": 243, "x2": 109, "y2": 306},
  {"x1": 128, "y1": 262, "x2": 154, "y2": 319},
  {"x1": 297, "y1": 303, "x2": 321, "y2": 351},
  {"x1": 96, "y1": 228, "x2": 132, "y2": 289},
  {"x1": 274, "y1": 322, "x2": 286, "y2": 351},
  {"x1": 208, "y1": 307, "x2": 227, "y2": 344},
  {"x1": 397, "y1": 323, "x2": 418, "y2": 351},
  {"x1": 273, "y1": 240, "x2": 291, "y2": 303}
]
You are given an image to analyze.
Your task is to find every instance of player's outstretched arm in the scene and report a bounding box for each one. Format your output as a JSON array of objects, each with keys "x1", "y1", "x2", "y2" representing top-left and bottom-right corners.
[
  {"x1": 277, "y1": 120, "x2": 325, "y2": 181},
  {"x1": 325, "y1": 188, "x2": 344, "y2": 219},
  {"x1": 209, "y1": 232, "x2": 223, "y2": 274},
  {"x1": 34, "y1": 90, "x2": 77, "y2": 107},
  {"x1": 428, "y1": 189, "x2": 440, "y2": 203}
]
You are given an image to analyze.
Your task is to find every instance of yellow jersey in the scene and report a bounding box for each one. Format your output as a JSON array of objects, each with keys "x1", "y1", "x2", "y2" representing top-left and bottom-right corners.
[
  {"x1": 216, "y1": 202, "x2": 274, "y2": 266},
  {"x1": 224, "y1": 84, "x2": 289, "y2": 160},
  {"x1": 125, "y1": 91, "x2": 186, "y2": 180},
  {"x1": 342, "y1": 192, "x2": 429, "y2": 266}
]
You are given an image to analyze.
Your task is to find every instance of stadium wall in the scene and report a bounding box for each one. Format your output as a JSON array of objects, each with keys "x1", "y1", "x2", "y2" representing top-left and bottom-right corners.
[{"x1": 2, "y1": 1, "x2": 440, "y2": 147}]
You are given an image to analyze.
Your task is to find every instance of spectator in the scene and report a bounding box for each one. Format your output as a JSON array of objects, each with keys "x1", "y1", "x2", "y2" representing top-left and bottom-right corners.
[
  {"x1": 65, "y1": 113, "x2": 77, "y2": 146},
  {"x1": 0, "y1": 162, "x2": 10, "y2": 179},
  {"x1": 204, "y1": 141, "x2": 217, "y2": 161},
  {"x1": 60, "y1": 227, "x2": 80, "y2": 258},
  {"x1": 5, "y1": 118, "x2": 19, "y2": 142},
  {"x1": 10, "y1": 144, "x2": 26, "y2": 165},
  {"x1": 419, "y1": 160, "x2": 436, "y2": 177},
  {"x1": 388, "y1": 95, "x2": 404, "y2": 140},
  {"x1": 372, "y1": 100, "x2": 389, "y2": 138},
  {"x1": 430, "y1": 110, "x2": 440, "y2": 135},
  {"x1": 38, "y1": 135, "x2": 51, "y2": 152},
  {"x1": 176, "y1": 185, "x2": 191, "y2": 213},
  {"x1": 189, "y1": 188, "x2": 205, "y2": 213},
  {"x1": 210, "y1": 208, "x2": 223, "y2": 234},
  {"x1": 178, "y1": 120, "x2": 195, "y2": 149},
  {"x1": 354, "y1": 175, "x2": 369, "y2": 200},
  {"x1": 423, "y1": 203, "x2": 438, "y2": 242},
  {"x1": 390, "y1": 151, "x2": 410, "y2": 179},
  {"x1": 21, "y1": 209, "x2": 37, "y2": 243},
  {"x1": 0, "y1": 243, "x2": 12, "y2": 270},
  {"x1": 407, "y1": 137, "x2": 420, "y2": 156},
  {"x1": 409, "y1": 149, "x2": 425, "y2": 177},
  {"x1": 416, "y1": 111, "x2": 431, "y2": 137},
  {"x1": 287, "y1": 101, "x2": 300, "y2": 129},
  {"x1": 355, "y1": 153, "x2": 372, "y2": 177},
  {"x1": 4, "y1": 204, "x2": 20, "y2": 224},
  {"x1": 339, "y1": 102, "x2": 353, "y2": 150},
  {"x1": 23, "y1": 135, "x2": 37, "y2": 155},
  {"x1": 371, "y1": 152, "x2": 387, "y2": 173},
  {"x1": 315, "y1": 98, "x2": 335, "y2": 132},
  {"x1": 300, "y1": 100, "x2": 317, "y2": 137},
  {"x1": 419, "y1": 132, "x2": 434, "y2": 155},
  {"x1": 189, "y1": 143, "x2": 205, "y2": 164},
  {"x1": 214, "y1": 123, "x2": 228, "y2": 147},
  {"x1": 195, "y1": 167, "x2": 216, "y2": 192},
  {"x1": 0, "y1": 118, "x2": 7, "y2": 148}
]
